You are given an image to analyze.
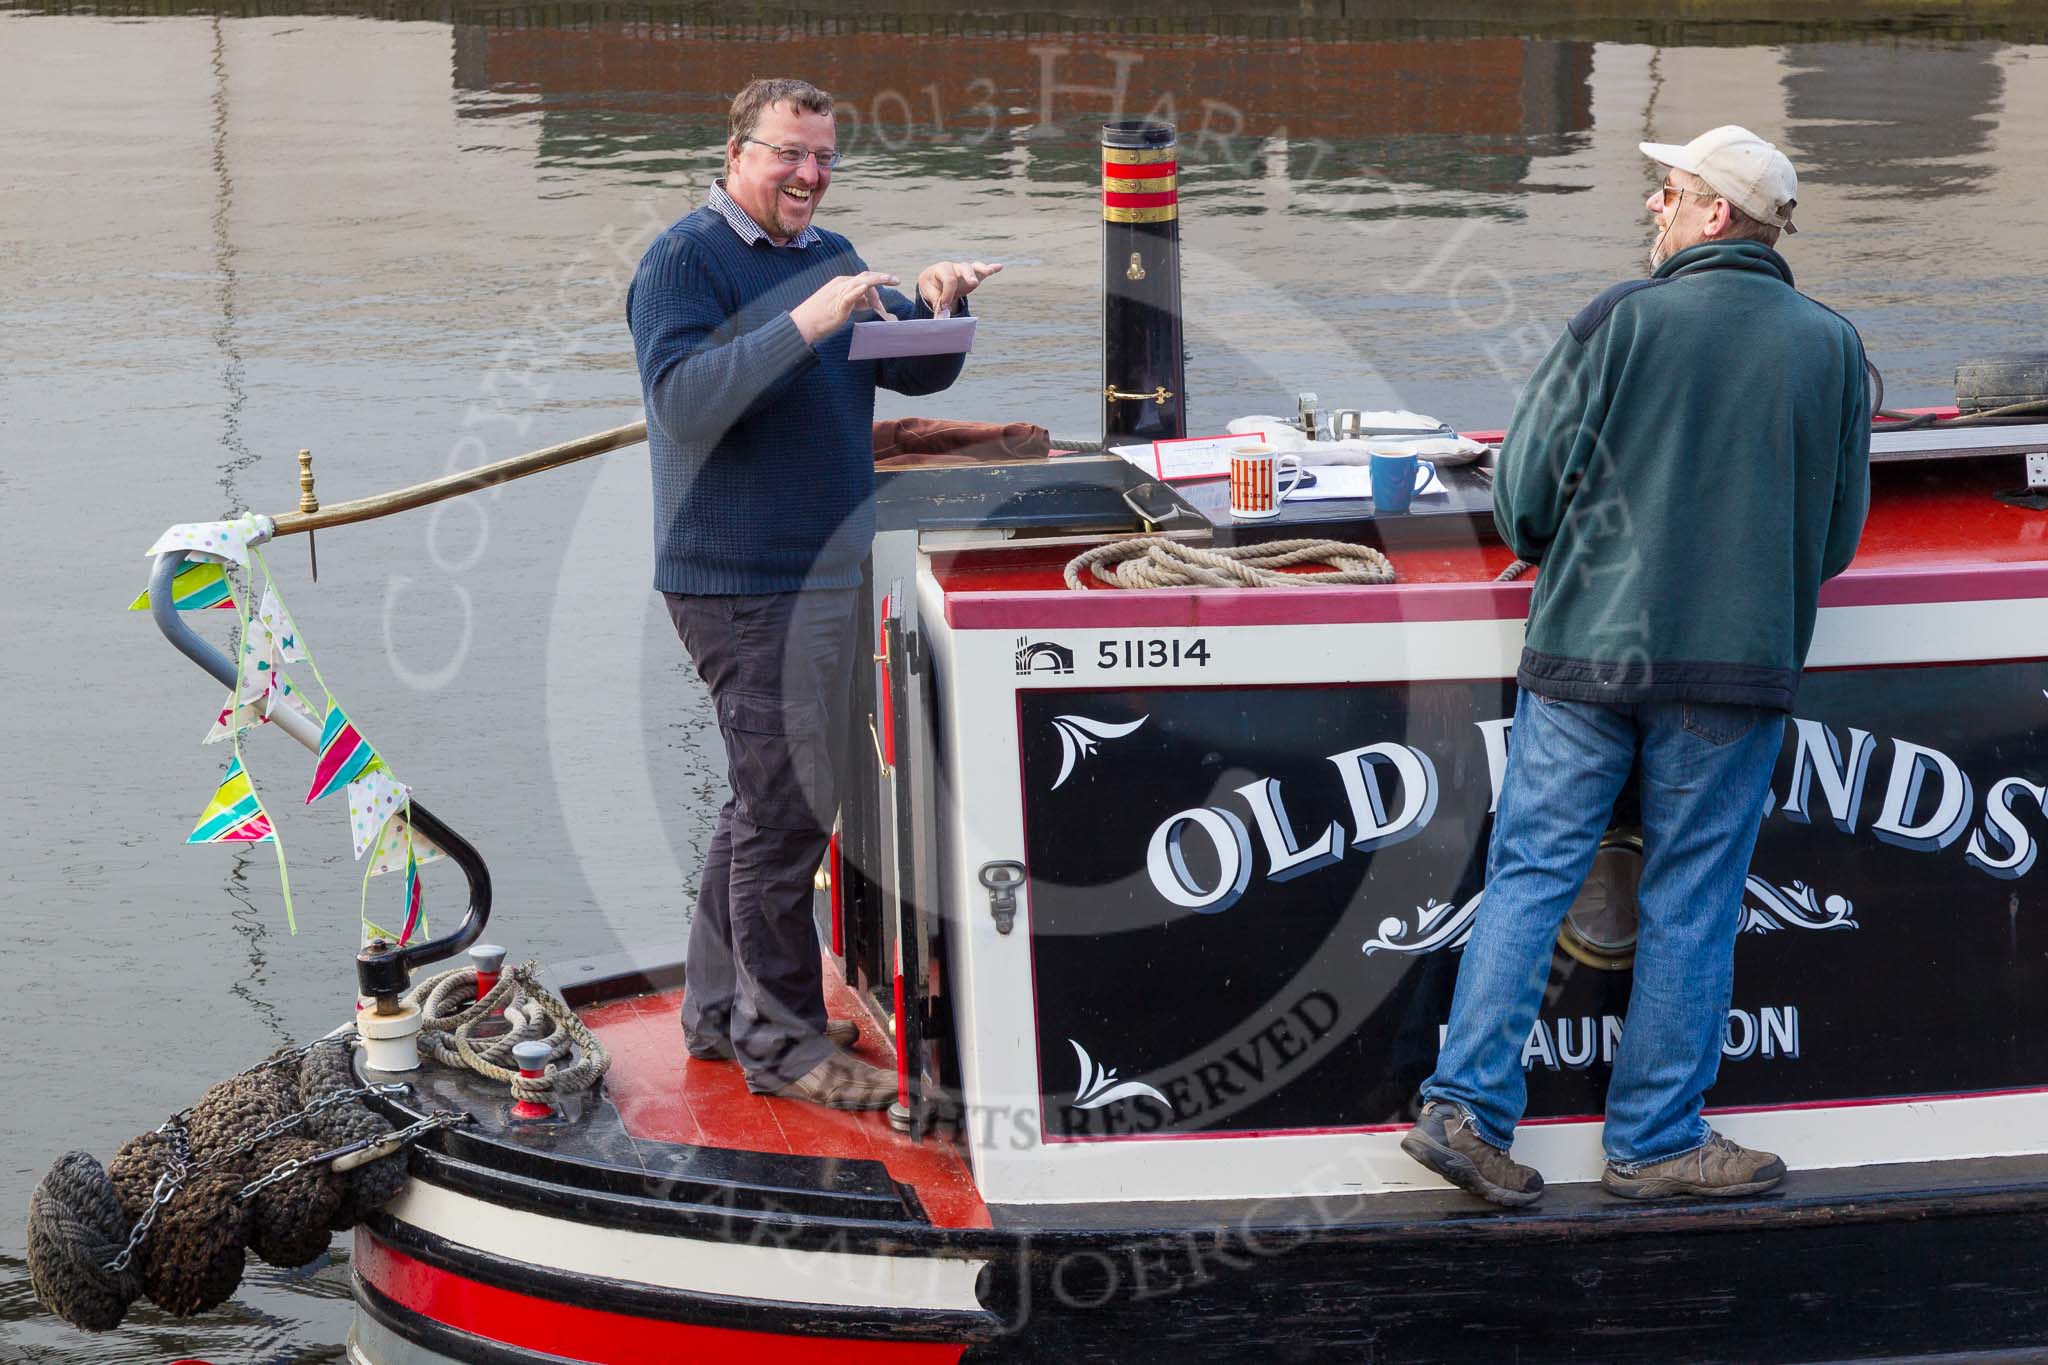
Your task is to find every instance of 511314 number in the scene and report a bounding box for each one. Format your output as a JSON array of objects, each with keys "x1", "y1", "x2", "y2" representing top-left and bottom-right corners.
[{"x1": 1098, "y1": 638, "x2": 1211, "y2": 669}]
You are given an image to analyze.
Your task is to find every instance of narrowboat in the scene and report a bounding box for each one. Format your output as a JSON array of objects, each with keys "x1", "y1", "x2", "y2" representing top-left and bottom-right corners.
[{"x1": 60, "y1": 120, "x2": 2048, "y2": 1363}]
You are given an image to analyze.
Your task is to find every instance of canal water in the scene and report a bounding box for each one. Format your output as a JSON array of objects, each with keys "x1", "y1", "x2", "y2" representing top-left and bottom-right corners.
[{"x1": 2, "y1": 2, "x2": 2044, "y2": 1357}]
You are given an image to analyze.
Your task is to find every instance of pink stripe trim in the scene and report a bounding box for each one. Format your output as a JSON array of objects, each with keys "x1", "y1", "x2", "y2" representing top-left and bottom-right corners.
[
  {"x1": 1817, "y1": 562, "x2": 2048, "y2": 609},
  {"x1": 946, "y1": 563, "x2": 2048, "y2": 631},
  {"x1": 947, "y1": 580, "x2": 1535, "y2": 629}
]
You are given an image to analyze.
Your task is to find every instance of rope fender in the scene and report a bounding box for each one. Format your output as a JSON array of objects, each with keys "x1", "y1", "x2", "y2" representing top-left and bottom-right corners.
[{"x1": 27, "y1": 1039, "x2": 418, "y2": 1331}]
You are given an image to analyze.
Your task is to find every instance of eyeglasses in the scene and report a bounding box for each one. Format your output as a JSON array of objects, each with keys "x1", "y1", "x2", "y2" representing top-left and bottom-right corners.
[
  {"x1": 1657, "y1": 180, "x2": 1718, "y2": 210},
  {"x1": 741, "y1": 137, "x2": 844, "y2": 170}
]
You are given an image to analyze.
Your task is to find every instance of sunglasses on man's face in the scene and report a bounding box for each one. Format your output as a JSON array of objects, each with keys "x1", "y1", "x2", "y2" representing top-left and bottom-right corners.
[{"x1": 1657, "y1": 180, "x2": 1719, "y2": 210}]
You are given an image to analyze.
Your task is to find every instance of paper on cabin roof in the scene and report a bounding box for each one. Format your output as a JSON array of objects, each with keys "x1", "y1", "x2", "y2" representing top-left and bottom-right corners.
[
  {"x1": 1307, "y1": 435, "x2": 1488, "y2": 465},
  {"x1": 1285, "y1": 462, "x2": 1448, "y2": 501},
  {"x1": 1224, "y1": 411, "x2": 1485, "y2": 462}
]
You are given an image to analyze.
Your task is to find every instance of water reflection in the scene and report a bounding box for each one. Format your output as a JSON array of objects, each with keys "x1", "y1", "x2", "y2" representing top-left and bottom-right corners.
[
  {"x1": 456, "y1": 19, "x2": 1600, "y2": 210},
  {"x1": 1785, "y1": 42, "x2": 2002, "y2": 197}
]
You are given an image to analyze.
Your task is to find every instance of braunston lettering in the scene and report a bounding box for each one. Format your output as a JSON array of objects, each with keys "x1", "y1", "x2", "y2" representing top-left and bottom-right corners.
[
  {"x1": 1436, "y1": 1005, "x2": 1801, "y2": 1071},
  {"x1": 1144, "y1": 715, "x2": 2044, "y2": 909}
]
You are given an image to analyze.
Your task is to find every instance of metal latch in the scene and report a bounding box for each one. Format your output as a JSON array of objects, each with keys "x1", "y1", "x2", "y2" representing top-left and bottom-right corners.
[
  {"x1": 2027, "y1": 451, "x2": 2048, "y2": 491},
  {"x1": 978, "y1": 861, "x2": 1025, "y2": 935}
]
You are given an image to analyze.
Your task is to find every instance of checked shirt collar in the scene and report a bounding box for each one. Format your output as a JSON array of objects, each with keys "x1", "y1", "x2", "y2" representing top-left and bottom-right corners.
[{"x1": 708, "y1": 178, "x2": 821, "y2": 249}]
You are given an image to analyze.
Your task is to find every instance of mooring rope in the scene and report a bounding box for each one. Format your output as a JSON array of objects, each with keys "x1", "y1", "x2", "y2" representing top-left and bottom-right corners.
[
  {"x1": 407, "y1": 959, "x2": 610, "y2": 1105},
  {"x1": 1064, "y1": 536, "x2": 1396, "y2": 591}
]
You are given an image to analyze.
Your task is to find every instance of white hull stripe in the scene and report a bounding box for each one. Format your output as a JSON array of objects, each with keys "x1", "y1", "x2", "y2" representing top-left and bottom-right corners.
[{"x1": 385, "y1": 1180, "x2": 985, "y2": 1312}]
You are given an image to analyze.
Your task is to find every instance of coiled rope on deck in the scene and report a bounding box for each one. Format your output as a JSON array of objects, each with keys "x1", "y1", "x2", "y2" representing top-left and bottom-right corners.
[
  {"x1": 407, "y1": 959, "x2": 610, "y2": 1105},
  {"x1": 1065, "y1": 537, "x2": 1396, "y2": 590}
]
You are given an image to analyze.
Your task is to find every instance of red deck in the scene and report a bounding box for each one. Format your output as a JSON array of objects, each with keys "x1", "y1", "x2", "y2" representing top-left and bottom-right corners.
[
  {"x1": 937, "y1": 456, "x2": 2048, "y2": 630},
  {"x1": 579, "y1": 968, "x2": 991, "y2": 1230}
]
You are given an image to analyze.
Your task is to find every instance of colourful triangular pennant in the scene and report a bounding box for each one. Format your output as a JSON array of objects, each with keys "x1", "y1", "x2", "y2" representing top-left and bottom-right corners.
[
  {"x1": 129, "y1": 558, "x2": 235, "y2": 612},
  {"x1": 348, "y1": 769, "x2": 411, "y2": 859},
  {"x1": 307, "y1": 700, "x2": 380, "y2": 804},
  {"x1": 204, "y1": 690, "x2": 267, "y2": 745},
  {"x1": 364, "y1": 810, "x2": 426, "y2": 945},
  {"x1": 146, "y1": 513, "x2": 273, "y2": 568},
  {"x1": 401, "y1": 839, "x2": 424, "y2": 943},
  {"x1": 189, "y1": 755, "x2": 275, "y2": 843},
  {"x1": 369, "y1": 812, "x2": 447, "y2": 877},
  {"x1": 257, "y1": 585, "x2": 306, "y2": 662}
]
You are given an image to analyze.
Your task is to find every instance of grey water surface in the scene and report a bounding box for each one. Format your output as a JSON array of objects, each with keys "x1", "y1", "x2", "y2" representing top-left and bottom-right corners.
[{"x1": 2, "y1": 2, "x2": 2045, "y2": 1358}]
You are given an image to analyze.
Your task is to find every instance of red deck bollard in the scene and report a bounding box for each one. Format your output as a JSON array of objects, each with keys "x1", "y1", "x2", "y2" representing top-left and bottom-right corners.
[
  {"x1": 470, "y1": 942, "x2": 507, "y2": 1015},
  {"x1": 509, "y1": 1039, "x2": 554, "y2": 1120}
]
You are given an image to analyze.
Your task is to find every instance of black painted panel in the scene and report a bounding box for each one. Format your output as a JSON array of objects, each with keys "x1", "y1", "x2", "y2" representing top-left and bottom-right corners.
[{"x1": 1020, "y1": 663, "x2": 2048, "y2": 1139}]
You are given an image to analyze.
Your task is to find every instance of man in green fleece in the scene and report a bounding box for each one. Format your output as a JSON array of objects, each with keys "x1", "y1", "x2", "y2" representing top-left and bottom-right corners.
[{"x1": 1403, "y1": 126, "x2": 1871, "y2": 1205}]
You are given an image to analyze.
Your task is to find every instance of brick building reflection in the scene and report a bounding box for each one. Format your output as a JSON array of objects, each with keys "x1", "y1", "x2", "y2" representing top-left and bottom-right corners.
[{"x1": 450, "y1": 14, "x2": 1593, "y2": 197}]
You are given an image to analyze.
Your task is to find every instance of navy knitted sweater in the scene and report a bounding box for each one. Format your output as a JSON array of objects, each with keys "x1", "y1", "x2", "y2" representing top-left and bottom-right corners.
[{"x1": 628, "y1": 206, "x2": 966, "y2": 595}]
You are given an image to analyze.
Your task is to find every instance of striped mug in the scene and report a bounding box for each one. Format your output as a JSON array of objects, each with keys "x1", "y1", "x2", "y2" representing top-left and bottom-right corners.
[{"x1": 1229, "y1": 443, "x2": 1304, "y2": 519}]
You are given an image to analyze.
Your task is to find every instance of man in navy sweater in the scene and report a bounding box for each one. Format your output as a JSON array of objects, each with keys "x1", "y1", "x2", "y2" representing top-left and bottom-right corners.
[{"x1": 628, "y1": 78, "x2": 999, "y2": 1110}]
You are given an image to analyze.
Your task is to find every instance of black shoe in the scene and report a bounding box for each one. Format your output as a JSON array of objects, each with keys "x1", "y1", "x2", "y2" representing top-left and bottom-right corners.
[
  {"x1": 686, "y1": 1017, "x2": 859, "y2": 1061},
  {"x1": 1400, "y1": 1100, "x2": 1545, "y2": 1207}
]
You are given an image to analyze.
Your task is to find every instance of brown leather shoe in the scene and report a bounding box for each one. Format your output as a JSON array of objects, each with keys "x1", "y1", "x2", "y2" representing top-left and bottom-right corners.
[
  {"x1": 757, "y1": 1050, "x2": 897, "y2": 1111},
  {"x1": 1602, "y1": 1130, "x2": 1785, "y2": 1200},
  {"x1": 686, "y1": 1017, "x2": 859, "y2": 1062},
  {"x1": 1401, "y1": 1100, "x2": 1545, "y2": 1207}
]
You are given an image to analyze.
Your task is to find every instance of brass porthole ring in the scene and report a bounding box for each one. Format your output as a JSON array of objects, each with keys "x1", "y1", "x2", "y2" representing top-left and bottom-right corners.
[{"x1": 1557, "y1": 829, "x2": 1643, "y2": 971}]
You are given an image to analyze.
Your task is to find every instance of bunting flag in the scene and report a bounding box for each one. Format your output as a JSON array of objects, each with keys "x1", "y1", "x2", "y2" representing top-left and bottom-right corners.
[
  {"x1": 128, "y1": 558, "x2": 235, "y2": 612},
  {"x1": 146, "y1": 512, "x2": 275, "y2": 568},
  {"x1": 369, "y1": 811, "x2": 448, "y2": 877},
  {"x1": 348, "y1": 768, "x2": 411, "y2": 859},
  {"x1": 307, "y1": 700, "x2": 381, "y2": 804},
  {"x1": 257, "y1": 585, "x2": 306, "y2": 662},
  {"x1": 363, "y1": 806, "x2": 427, "y2": 945},
  {"x1": 268, "y1": 674, "x2": 317, "y2": 726},
  {"x1": 240, "y1": 615, "x2": 281, "y2": 686},
  {"x1": 204, "y1": 691, "x2": 267, "y2": 746},
  {"x1": 189, "y1": 755, "x2": 275, "y2": 843},
  {"x1": 204, "y1": 673, "x2": 314, "y2": 745},
  {"x1": 401, "y1": 839, "x2": 425, "y2": 943}
]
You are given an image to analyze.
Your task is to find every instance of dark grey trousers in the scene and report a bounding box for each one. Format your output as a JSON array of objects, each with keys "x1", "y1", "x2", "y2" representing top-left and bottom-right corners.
[{"x1": 665, "y1": 587, "x2": 857, "y2": 1089}]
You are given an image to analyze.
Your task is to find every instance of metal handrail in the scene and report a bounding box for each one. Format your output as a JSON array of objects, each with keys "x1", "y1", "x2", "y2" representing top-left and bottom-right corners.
[
  {"x1": 149, "y1": 550, "x2": 492, "y2": 985},
  {"x1": 268, "y1": 420, "x2": 647, "y2": 537}
]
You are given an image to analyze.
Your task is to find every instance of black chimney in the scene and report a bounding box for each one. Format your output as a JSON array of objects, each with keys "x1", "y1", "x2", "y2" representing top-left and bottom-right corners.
[{"x1": 1101, "y1": 120, "x2": 1187, "y2": 446}]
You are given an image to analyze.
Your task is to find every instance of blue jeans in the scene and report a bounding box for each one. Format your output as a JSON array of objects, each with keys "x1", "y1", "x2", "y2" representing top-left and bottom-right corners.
[{"x1": 1421, "y1": 689, "x2": 1786, "y2": 1168}]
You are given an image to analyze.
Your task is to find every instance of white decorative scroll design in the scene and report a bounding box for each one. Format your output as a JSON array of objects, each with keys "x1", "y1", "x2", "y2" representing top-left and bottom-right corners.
[
  {"x1": 1049, "y1": 714, "x2": 1148, "y2": 790},
  {"x1": 1740, "y1": 877, "x2": 1858, "y2": 934},
  {"x1": 1069, "y1": 1039, "x2": 1172, "y2": 1111},
  {"x1": 1362, "y1": 892, "x2": 1482, "y2": 956}
]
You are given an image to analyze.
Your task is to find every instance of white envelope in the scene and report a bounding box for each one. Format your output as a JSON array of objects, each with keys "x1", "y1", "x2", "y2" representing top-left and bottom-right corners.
[{"x1": 847, "y1": 315, "x2": 977, "y2": 359}]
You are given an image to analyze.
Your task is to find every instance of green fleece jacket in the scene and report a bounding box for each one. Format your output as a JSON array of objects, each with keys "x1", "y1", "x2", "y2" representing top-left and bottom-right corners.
[{"x1": 1494, "y1": 240, "x2": 1871, "y2": 712}]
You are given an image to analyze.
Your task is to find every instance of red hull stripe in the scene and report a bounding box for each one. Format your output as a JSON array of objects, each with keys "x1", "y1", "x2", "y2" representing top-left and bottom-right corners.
[
  {"x1": 1102, "y1": 159, "x2": 1176, "y2": 178},
  {"x1": 355, "y1": 1232, "x2": 967, "y2": 1364},
  {"x1": 1101, "y1": 189, "x2": 1178, "y2": 209}
]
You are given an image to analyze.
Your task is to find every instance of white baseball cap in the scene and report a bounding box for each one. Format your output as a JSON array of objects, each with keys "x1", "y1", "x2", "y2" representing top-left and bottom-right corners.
[{"x1": 1640, "y1": 125, "x2": 1799, "y2": 234}]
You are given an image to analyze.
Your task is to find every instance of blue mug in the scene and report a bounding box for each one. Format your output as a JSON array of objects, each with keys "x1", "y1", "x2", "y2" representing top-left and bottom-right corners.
[{"x1": 1370, "y1": 447, "x2": 1428, "y2": 514}]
